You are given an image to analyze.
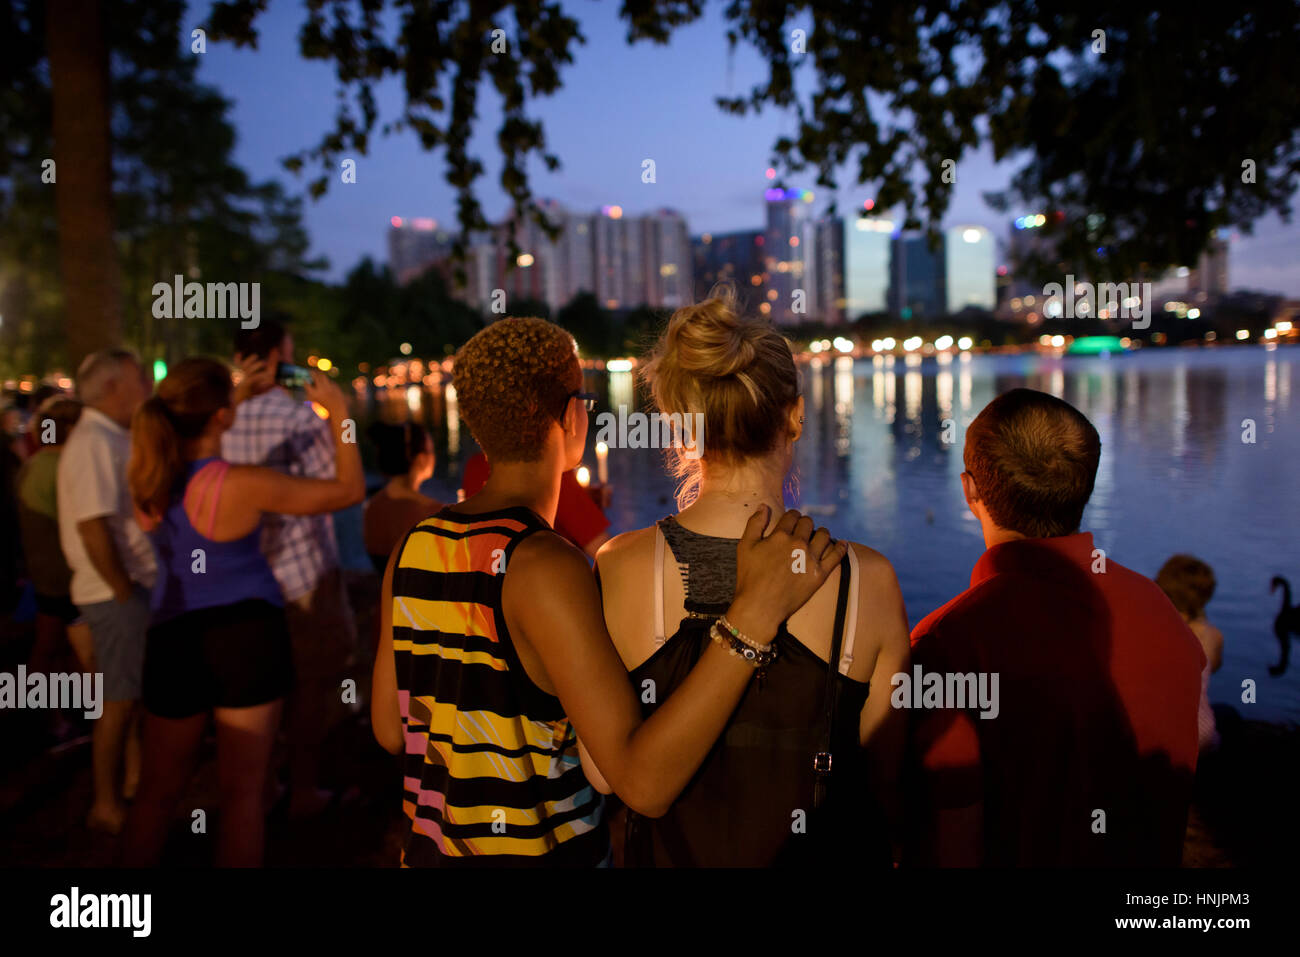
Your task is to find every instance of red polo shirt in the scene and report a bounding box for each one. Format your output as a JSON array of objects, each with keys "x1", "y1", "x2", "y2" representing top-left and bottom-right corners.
[{"x1": 908, "y1": 532, "x2": 1204, "y2": 866}]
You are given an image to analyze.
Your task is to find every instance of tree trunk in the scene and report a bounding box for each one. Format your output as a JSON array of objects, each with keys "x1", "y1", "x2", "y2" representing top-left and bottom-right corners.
[{"x1": 46, "y1": 0, "x2": 121, "y2": 368}]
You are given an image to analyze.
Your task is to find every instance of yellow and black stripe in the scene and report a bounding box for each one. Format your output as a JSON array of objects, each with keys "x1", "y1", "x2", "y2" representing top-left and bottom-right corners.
[{"x1": 391, "y1": 506, "x2": 607, "y2": 867}]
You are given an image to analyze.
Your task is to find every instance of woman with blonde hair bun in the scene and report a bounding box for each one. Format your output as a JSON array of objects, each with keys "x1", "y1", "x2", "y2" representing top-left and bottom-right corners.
[{"x1": 585, "y1": 285, "x2": 911, "y2": 866}]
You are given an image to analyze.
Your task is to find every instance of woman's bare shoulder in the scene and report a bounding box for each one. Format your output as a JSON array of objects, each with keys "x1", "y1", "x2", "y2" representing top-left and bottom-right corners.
[
  {"x1": 848, "y1": 541, "x2": 902, "y2": 590},
  {"x1": 594, "y1": 526, "x2": 661, "y2": 605},
  {"x1": 595, "y1": 525, "x2": 659, "y2": 567}
]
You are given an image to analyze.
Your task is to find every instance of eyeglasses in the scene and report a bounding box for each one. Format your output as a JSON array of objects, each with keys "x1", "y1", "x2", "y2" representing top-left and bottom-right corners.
[{"x1": 568, "y1": 391, "x2": 598, "y2": 413}]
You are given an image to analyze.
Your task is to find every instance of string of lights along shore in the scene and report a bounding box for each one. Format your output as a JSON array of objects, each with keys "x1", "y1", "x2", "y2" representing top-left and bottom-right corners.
[{"x1": 387, "y1": 174, "x2": 1233, "y2": 327}]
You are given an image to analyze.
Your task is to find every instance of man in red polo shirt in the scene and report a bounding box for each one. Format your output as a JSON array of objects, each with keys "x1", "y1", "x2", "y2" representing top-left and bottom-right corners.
[{"x1": 908, "y1": 388, "x2": 1204, "y2": 867}]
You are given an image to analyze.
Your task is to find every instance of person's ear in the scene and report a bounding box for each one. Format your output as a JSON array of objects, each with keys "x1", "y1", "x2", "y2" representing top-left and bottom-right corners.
[
  {"x1": 561, "y1": 397, "x2": 579, "y2": 437},
  {"x1": 788, "y1": 396, "x2": 805, "y2": 442},
  {"x1": 960, "y1": 470, "x2": 979, "y2": 508},
  {"x1": 962, "y1": 470, "x2": 994, "y2": 528}
]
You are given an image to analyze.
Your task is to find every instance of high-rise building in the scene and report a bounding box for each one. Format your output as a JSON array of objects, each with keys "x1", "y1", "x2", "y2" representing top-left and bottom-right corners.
[
  {"x1": 645, "y1": 209, "x2": 693, "y2": 310},
  {"x1": 583, "y1": 206, "x2": 695, "y2": 311},
  {"x1": 811, "y1": 216, "x2": 846, "y2": 324},
  {"x1": 945, "y1": 225, "x2": 996, "y2": 313},
  {"x1": 844, "y1": 216, "x2": 894, "y2": 318},
  {"x1": 593, "y1": 207, "x2": 633, "y2": 309},
  {"x1": 996, "y1": 213, "x2": 1062, "y2": 321},
  {"x1": 387, "y1": 217, "x2": 455, "y2": 284},
  {"x1": 889, "y1": 231, "x2": 947, "y2": 320},
  {"x1": 692, "y1": 229, "x2": 766, "y2": 303},
  {"x1": 754, "y1": 188, "x2": 848, "y2": 323},
  {"x1": 1191, "y1": 233, "x2": 1230, "y2": 297},
  {"x1": 763, "y1": 188, "x2": 815, "y2": 323},
  {"x1": 558, "y1": 210, "x2": 596, "y2": 303},
  {"x1": 465, "y1": 240, "x2": 497, "y2": 311},
  {"x1": 485, "y1": 205, "x2": 566, "y2": 311}
]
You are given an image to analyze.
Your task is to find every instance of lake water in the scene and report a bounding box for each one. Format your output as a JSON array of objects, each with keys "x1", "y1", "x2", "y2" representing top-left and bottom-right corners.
[{"x1": 340, "y1": 344, "x2": 1300, "y2": 725}]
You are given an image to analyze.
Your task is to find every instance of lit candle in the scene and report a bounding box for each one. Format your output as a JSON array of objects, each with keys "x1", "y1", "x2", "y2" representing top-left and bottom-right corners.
[
  {"x1": 576, "y1": 465, "x2": 591, "y2": 487},
  {"x1": 595, "y1": 441, "x2": 609, "y2": 485}
]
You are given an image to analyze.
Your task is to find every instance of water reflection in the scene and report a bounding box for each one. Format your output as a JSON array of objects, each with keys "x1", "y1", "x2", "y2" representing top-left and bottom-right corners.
[{"x1": 833, "y1": 356, "x2": 852, "y2": 459}]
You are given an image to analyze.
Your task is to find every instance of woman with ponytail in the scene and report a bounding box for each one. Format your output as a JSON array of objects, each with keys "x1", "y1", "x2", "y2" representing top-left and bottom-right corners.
[
  {"x1": 584, "y1": 285, "x2": 912, "y2": 866},
  {"x1": 122, "y1": 356, "x2": 364, "y2": 867}
]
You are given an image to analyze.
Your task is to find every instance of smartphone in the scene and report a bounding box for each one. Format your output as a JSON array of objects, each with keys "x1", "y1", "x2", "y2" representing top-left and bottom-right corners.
[{"x1": 275, "y1": 363, "x2": 315, "y2": 389}]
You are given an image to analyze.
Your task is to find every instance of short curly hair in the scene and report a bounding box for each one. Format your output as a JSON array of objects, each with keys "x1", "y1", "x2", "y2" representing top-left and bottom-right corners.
[{"x1": 452, "y1": 317, "x2": 582, "y2": 463}]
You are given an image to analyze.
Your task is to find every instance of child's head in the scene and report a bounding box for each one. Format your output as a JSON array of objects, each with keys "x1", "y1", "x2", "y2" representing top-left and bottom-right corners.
[
  {"x1": 452, "y1": 318, "x2": 585, "y2": 468},
  {"x1": 1156, "y1": 554, "x2": 1217, "y2": 621}
]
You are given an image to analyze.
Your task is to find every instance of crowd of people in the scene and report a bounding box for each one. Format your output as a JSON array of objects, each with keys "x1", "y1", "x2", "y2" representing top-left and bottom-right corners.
[{"x1": 1, "y1": 288, "x2": 1228, "y2": 868}]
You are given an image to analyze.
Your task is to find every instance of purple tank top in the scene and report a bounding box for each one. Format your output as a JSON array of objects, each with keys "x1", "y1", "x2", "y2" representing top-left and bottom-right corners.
[{"x1": 149, "y1": 457, "x2": 283, "y2": 624}]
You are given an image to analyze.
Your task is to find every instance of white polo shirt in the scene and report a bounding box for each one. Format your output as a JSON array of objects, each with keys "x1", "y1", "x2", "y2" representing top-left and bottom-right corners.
[{"x1": 57, "y1": 406, "x2": 157, "y2": 606}]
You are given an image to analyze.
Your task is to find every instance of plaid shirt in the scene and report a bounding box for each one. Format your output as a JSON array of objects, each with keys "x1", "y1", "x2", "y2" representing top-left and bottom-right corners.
[{"x1": 221, "y1": 388, "x2": 339, "y2": 602}]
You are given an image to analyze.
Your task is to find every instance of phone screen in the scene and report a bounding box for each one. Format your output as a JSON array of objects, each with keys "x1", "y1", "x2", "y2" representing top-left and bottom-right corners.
[{"x1": 275, "y1": 363, "x2": 314, "y2": 388}]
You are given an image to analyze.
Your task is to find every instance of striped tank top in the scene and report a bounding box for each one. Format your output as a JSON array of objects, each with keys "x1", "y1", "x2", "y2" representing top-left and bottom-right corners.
[{"x1": 390, "y1": 505, "x2": 608, "y2": 866}]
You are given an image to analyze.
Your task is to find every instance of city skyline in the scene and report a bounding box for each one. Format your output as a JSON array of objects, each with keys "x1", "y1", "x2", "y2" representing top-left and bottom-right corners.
[
  {"x1": 192, "y1": 1, "x2": 1300, "y2": 298},
  {"x1": 388, "y1": 188, "x2": 1248, "y2": 328}
]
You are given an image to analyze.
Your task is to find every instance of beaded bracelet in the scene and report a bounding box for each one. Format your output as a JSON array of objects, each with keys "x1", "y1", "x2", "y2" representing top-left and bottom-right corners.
[
  {"x1": 710, "y1": 621, "x2": 778, "y2": 670},
  {"x1": 717, "y1": 614, "x2": 772, "y2": 653}
]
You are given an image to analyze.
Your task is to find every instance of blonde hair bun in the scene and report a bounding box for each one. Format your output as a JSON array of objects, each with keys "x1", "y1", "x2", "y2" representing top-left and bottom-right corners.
[
  {"x1": 662, "y1": 289, "x2": 762, "y2": 380},
  {"x1": 640, "y1": 284, "x2": 800, "y2": 503}
]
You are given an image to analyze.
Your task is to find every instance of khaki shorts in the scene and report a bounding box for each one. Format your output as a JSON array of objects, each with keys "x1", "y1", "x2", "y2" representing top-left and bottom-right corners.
[{"x1": 78, "y1": 585, "x2": 151, "y2": 702}]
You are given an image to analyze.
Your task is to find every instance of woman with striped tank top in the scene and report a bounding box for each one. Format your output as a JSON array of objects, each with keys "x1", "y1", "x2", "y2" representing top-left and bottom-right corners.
[
  {"x1": 121, "y1": 357, "x2": 364, "y2": 866},
  {"x1": 371, "y1": 317, "x2": 844, "y2": 866},
  {"x1": 587, "y1": 289, "x2": 912, "y2": 866}
]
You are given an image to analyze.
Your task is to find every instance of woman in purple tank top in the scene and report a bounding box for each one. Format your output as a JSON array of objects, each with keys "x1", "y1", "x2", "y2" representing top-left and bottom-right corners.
[{"x1": 121, "y1": 357, "x2": 364, "y2": 867}]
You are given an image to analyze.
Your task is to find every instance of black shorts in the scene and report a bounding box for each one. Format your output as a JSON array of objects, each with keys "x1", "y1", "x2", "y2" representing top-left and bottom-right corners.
[{"x1": 142, "y1": 599, "x2": 295, "y2": 719}]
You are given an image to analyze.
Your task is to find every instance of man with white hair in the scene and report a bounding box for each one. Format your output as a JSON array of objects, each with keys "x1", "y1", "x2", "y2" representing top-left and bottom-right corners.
[{"x1": 57, "y1": 348, "x2": 156, "y2": 834}]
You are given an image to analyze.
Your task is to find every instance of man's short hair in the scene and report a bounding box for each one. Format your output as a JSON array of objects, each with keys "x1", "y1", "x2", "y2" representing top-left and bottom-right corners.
[
  {"x1": 452, "y1": 318, "x2": 582, "y2": 463},
  {"x1": 76, "y1": 348, "x2": 141, "y2": 405},
  {"x1": 964, "y1": 388, "x2": 1102, "y2": 539},
  {"x1": 234, "y1": 314, "x2": 289, "y2": 359}
]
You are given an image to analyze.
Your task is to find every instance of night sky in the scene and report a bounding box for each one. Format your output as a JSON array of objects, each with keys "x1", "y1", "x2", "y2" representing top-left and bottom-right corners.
[{"x1": 192, "y1": 1, "x2": 1300, "y2": 295}]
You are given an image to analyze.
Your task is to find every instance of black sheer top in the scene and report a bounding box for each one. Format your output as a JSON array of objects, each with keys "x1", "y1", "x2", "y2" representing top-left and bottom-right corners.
[{"x1": 623, "y1": 516, "x2": 883, "y2": 867}]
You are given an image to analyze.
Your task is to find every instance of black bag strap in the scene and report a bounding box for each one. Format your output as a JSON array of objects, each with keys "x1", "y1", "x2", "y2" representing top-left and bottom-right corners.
[{"x1": 813, "y1": 553, "x2": 852, "y2": 810}]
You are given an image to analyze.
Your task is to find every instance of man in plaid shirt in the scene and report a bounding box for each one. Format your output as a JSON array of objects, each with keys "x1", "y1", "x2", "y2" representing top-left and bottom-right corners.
[{"x1": 225, "y1": 317, "x2": 357, "y2": 818}]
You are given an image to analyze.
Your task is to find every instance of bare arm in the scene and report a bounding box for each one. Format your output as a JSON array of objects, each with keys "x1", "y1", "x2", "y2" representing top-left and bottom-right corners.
[
  {"x1": 77, "y1": 517, "x2": 133, "y2": 602},
  {"x1": 1194, "y1": 619, "x2": 1224, "y2": 673},
  {"x1": 372, "y1": 543, "x2": 404, "y2": 754},
  {"x1": 510, "y1": 508, "x2": 845, "y2": 818},
  {"x1": 224, "y1": 371, "x2": 364, "y2": 519},
  {"x1": 578, "y1": 739, "x2": 612, "y2": 794}
]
